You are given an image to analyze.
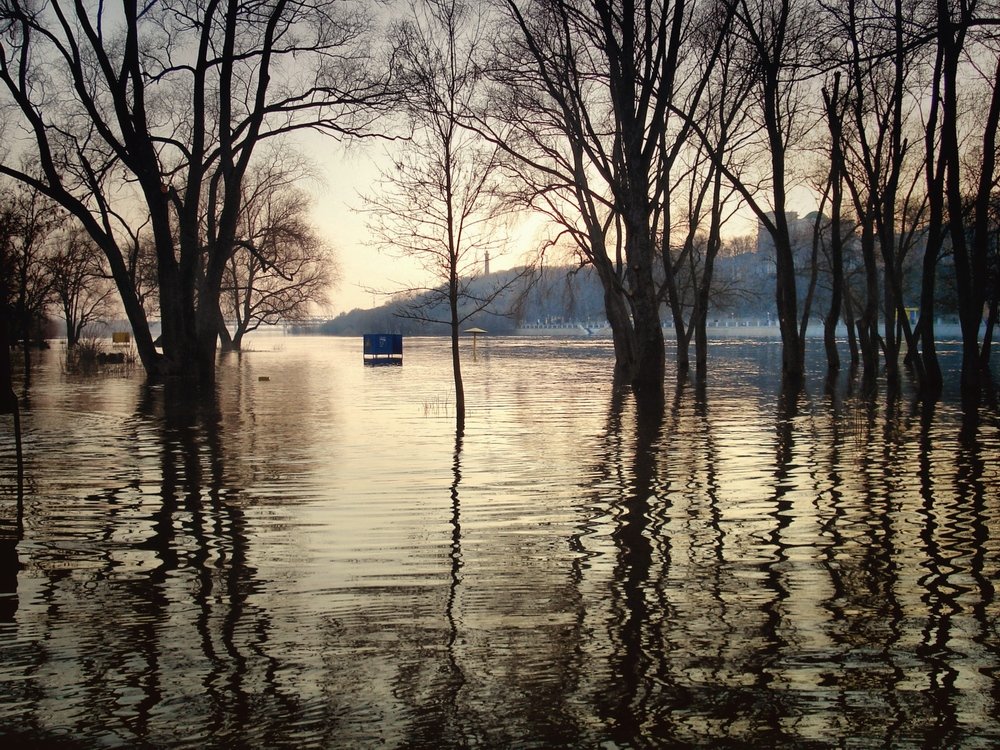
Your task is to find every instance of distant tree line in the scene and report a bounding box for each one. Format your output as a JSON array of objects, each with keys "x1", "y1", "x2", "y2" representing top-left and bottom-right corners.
[
  {"x1": 2, "y1": 0, "x2": 998, "y2": 402},
  {"x1": 0, "y1": 157, "x2": 336, "y2": 362}
]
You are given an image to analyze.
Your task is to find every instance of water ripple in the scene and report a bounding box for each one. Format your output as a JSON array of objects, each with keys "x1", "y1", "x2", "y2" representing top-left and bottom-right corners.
[{"x1": 1, "y1": 337, "x2": 998, "y2": 748}]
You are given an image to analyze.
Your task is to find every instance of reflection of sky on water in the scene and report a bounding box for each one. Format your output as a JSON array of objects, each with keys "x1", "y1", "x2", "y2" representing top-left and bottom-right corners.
[{"x1": 0, "y1": 336, "x2": 998, "y2": 747}]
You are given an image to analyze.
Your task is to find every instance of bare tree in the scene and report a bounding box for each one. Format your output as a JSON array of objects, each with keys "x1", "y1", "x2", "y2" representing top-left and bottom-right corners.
[
  {"x1": 822, "y1": 73, "x2": 847, "y2": 373},
  {"x1": 913, "y1": 0, "x2": 1000, "y2": 397},
  {"x1": 938, "y1": 3, "x2": 1000, "y2": 395},
  {"x1": 492, "y1": 0, "x2": 735, "y2": 396},
  {"x1": 668, "y1": 1, "x2": 750, "y2": 379},
  {"x1": 0, "y1": 0, "x2": 391, "y2": 385},
  {"x1": 818, "y1": 0, "x2": 931, "y2": 386},
  {"x1": 0, "y1": 181, "x2": 59, "y2": 378},
  {"x1": 678, "y1": 0, "x2": 817, "y2": 384},
  {"x1": 221, "y1": 163, "x2": 337, "y2": 350},
  {"x1": 484, "y1": 1, "x2": 635, "y2": 374},
  {"x1": 45, "y1": 227, "x2": 117, "y2": 347},
  {"x1": 731, "y1": 0, "x2": 815, "y2": 384},
  {"x1": 366, "y1": 0, "x2": 524, "y2": 430}
]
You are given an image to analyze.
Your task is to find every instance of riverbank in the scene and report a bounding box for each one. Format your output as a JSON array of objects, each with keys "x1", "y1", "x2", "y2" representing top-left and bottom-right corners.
[{"x1": 515, "y1": 319, "x2": 968, "y2": 340}]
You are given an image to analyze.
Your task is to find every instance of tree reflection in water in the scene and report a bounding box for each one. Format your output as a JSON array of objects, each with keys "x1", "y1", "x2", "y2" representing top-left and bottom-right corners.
[
  {"x1": 0, "y1": 339, "x2": 998, "y2": 747},
  {"x1": 577, "y1": 371, "x2": 999, "y2": 747}
]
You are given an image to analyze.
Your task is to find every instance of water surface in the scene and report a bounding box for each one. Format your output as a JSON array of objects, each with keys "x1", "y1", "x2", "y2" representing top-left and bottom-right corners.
[{"x1": 0, "y1": 336, "x2": 998, "y2": 748}]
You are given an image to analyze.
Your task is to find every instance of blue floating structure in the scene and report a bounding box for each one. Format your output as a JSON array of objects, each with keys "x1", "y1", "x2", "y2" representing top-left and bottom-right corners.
[{"x1": 363, "y1": 333, "x2": 403, "y2": 366}]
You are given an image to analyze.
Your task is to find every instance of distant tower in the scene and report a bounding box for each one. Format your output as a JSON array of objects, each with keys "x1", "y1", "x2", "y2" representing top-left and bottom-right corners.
[{"x1": 484, "y1": 250, "x2": 490, "y2": 276}]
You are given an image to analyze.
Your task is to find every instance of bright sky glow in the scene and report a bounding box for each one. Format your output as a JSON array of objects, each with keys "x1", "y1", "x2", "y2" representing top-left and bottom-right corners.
[{"x1": 304, "y1": 136, "x2": 818, "y2": 318}]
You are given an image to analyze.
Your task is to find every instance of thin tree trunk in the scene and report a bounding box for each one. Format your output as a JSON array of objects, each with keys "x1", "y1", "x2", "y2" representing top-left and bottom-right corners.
[
  {"x1": 844, "y1": 292, "x2": 860, "y2": 365},
  {"x1": 919, "y1": 40, "x2": 946, "y2": 397},
  {"x1": 451, "y1": 295, "x2": 465, "y2": 433},
  {"x1": 695, "y1": 166, "x2": 726, "y2": 381},
  {"x1": 825, "y1": 130, "x2": 844, "y2": 373}
]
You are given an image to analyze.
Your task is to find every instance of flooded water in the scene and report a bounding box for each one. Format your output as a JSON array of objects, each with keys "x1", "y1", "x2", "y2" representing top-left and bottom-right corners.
[{"x1": 1, "y1": 335, "x2": 999, "y2": 748}]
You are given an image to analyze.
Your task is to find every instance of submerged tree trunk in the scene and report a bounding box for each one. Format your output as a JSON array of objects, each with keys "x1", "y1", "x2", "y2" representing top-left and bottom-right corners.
[
  {"x1": 844, "y1": 292, "x2": 860, "y2": 365},
  {"x1": 938, "y1": 2, "x2": 999, "y2": 394},
  {"x1": 772, "y1": 213, "x2": 804, "y2": 383},
  {"x1": 662, "y1": 245, "x2": 690, "y2": 375},
  {"x1": 603, "y1": 282, "x2": 639, "y2": 380},
  {"x1": 919, "y1": 40, "x2": 946, "y2": 397},
  {"x1": 625, "y1": 227, "x2": 666, "y2": 396},
  {"x1": 693, "y1": 166, "x2": 726, "y2": 382},
  {"x1": 856, "y1": 218, "x2": 881, "y2": 379},
  {"x1": 823, "y1": 74, "x2": 845, "y2": 373},
  {"x1": 981, "y1": 298, "x2": 997, "y2": 370},
  {"x1": 219, "y1": 308, "x2": 236, "y2": 352},
  {"x1": 450, "y1": 283, "x2": 465, "y2": 433}
]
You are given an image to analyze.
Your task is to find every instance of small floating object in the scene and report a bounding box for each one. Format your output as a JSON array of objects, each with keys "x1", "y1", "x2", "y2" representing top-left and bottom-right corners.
[
  {"x1": 258, "y1": 376, "x2": 270, "y2": 381},
  {"x1": 363, "y1": 333, "x2": 403, "y2": 366}
]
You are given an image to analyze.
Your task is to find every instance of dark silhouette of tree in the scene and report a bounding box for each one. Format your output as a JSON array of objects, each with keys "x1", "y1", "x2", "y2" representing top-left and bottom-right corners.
[
  {"x1": 45, "y1": 228, "x2": 117, "y2": 348},
  {"x1": 0, "y1": 0, "x2": 392, "y2": 385},
  {"x1": 220, "y1": 159, "x2": 337, "y2": 351},
  {"x1": 0, "y1": 181, "x2": 59, "y2": 377},
  {"x1": 939, "y1": 5, "x2": 1000, "y2": 395},
  {"x1": 669, "y1": 2, "x2": 750, "y2": 380},
  {"x1": 489, "y1": 0, "x2": 737, "y2": 396},
  {"x1": 365, "y1": 0, "x2": 526, "y2": 430},
  {"x1": 819, "y1": 0, "x2": 930, "y2": 386},
  {"x1": 911, "y1": 0, "x2": 1000, "y2": 397},
  {"x1": 0, "y1": 263, "x2": 22, "y2": 492},
  {"x1": 729, "y1": 0, "x2": 813, "y2": 384},
  {"x1": 822, "y1": 73, "x2": 847, "y2": 373},
  {"x1": 484, "y1": 0, "x2": 637, "y2": 376}
]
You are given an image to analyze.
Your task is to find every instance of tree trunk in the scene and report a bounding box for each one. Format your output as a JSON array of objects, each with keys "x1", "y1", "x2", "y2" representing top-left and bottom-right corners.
[
  {"x1": 63, "y1": 300, "x2": 79, "y2": 348},
  {"x1": 763, "y1": 105, "x2": 803, "y2": 381},
  {"x1": 981, "y1": 297, "x2": 997, "y2": 370},
  {"x1": 824, "y1": 188, "x2": 843, "y2": 373},
  {"x1": 918, "y1": 248, "x2": 943, "y2": 396},
  {"x1": 882, "y1": 261, "x2": 899, "y2": 383},
  {"x1": 195, "y1": 289, "x2": 222, "y2": 386},
  {"x1": 592, "y1": 256, "x2": 638, "y2": 380},
  {"x1": 844, "y1": 292, "x2": 860, "y2": 365},
  {"x1": 665, "y1": 280, "x2": 689, "y2": 374},
  {"x1": 799, "y1": 202, "x2": 824, "y2": 345},
  {"x1": 450, "y1": 297, "x2": 465, "y2": 433},
  {"x1": 919, "y1": 38, "x2": 946, "y2": 397},
  {"x1": 856, "y1": 219, "x2": 881, "y2": 377},
  {"x1": 772, "y1": 219, "x2": 803, "y2": 382},
  {"x1": 631, "y1": 291, "x2": 665, "y2": 396},
  {"x1": 219, "y1": 316, "x2": 237, "y2": 352},
  {"x1": 625, "y1": 229, "x2": 665, "y2": 396},
  {"x1": 694, "y1": 168, "x2": 725, "y2": 382},
  {"x1": 938, "y1": 1, "x2": 993, "y2": 395}
]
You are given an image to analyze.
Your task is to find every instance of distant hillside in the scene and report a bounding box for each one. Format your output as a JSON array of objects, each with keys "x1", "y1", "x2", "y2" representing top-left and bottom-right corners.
[
  {"x1": 300, "y1": 256, "x2": 778, "y2": 336},
  {"x1": 303, "y1": 265, "x2": 608, "y2": 336}
]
